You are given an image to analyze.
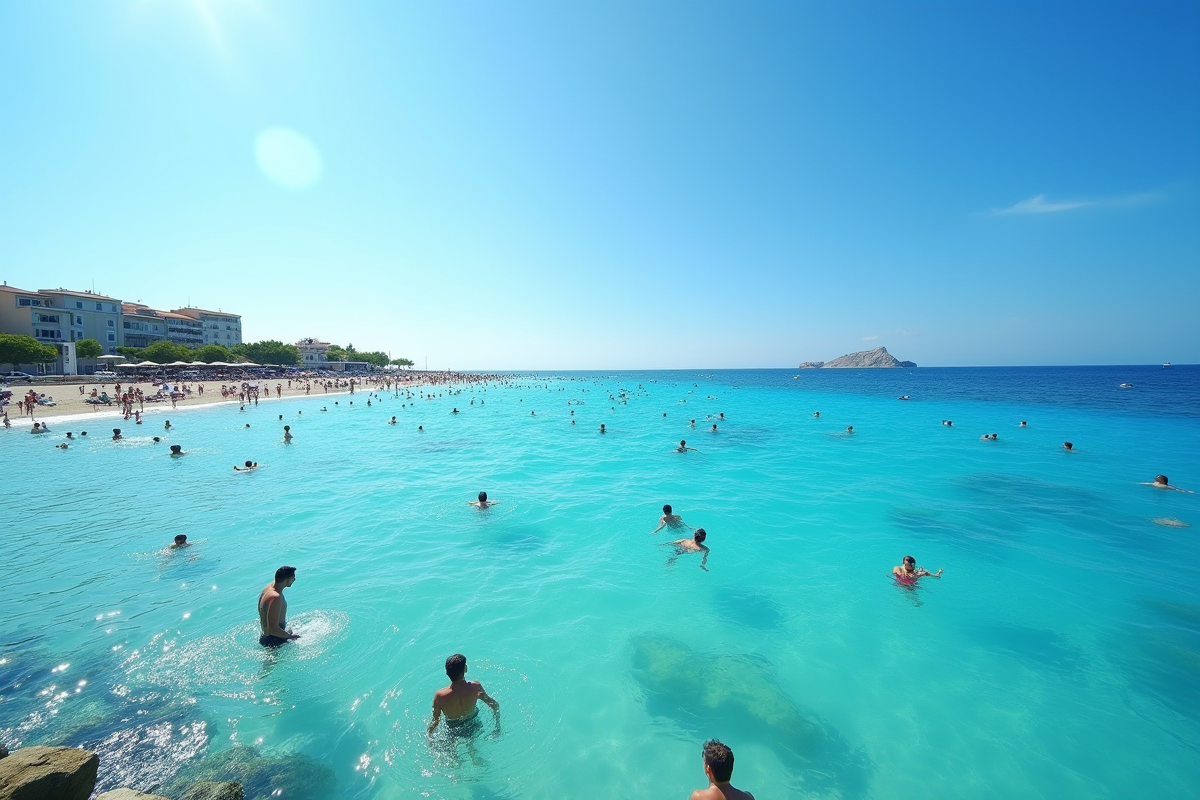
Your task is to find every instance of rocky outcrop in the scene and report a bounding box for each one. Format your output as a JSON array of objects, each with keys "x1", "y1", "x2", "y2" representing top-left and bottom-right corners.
[
  {"x1": 95, "y1": 790, "x2": 170, "y2": 800},
  {"x1": 797, "y1": 361, "x2": 825, "y2": 369},
  {"x1": 180, "y1": 782, "x2": 244, "y2": 800},
  {"x1": 0, "y1": 745, "x2": 98, "y2": 800},
  {"x1": 802, "y1": 347, "x2": 916, "y2": 369}
]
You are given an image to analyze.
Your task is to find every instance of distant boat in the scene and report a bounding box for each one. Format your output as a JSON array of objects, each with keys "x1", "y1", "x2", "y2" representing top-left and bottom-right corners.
[
  {"x1": 1163, "y1": 362, "x2": 1171, "y2": 368},
  {"x1": 1119, "y1": 383, "x2": 1133, "y2": 388},
  {"x1": 792, "y1": 375, "x2": 799, "y2": 380}
]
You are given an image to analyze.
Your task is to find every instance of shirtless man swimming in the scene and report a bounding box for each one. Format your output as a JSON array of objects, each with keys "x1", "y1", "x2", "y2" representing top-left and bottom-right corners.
[
  {"x1": 258, "y1": 565, "x2": 300, "y2": 647},
  {"x1": 675, "y1": 439, "x2": 698, "y2": 453},
  {"x1": 661, "y1": 528, "x2": 710, "y2": 571},
  {"x1": 689, "y1": 739, "x2": 753, "y2": 800},
  {"x1": 469, "y1": 491, "x2": 498, "y2": 508},
  {"x1": 893, "y1": 555, "x2": 943, "y2": 585},
  {"x1": 428, "y1": 653, "x2": 499, "y2": 737},
  {"x1": 1141, "y1": 475, "x2": 1193, "y2": 493},
  {"x1": 651, "y1": 504, "x2": 692, "y2": 534}
]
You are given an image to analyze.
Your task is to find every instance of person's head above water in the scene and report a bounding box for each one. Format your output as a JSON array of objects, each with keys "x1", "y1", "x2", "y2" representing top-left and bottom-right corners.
[
  {"x1": 284, "y1": 425, "x2": 290, "y2": 432},
  {"x1": 478, "y1": 491, "x2": 488, "y2": 503},
  {"x1": 244, "y1": 460, "x2": 254, "y2": 468},
  {"x1": 1063, "y1": 442, "x2": 1073, "y2": 450},
  {"x1": 174, "y1": 534, "x2": 187, "y2": 545},
  {"x1": 680, "y1": 440, "x2": 687, "y2": 447},
  {"x1": 275, "y1": 565, "x2": 297, "y2": 586},
  {"x1": 903, "y1": 555, "x2": 916, "y2": 569},
  {"x1": 170, "y1": 445, "x2": 182, "y2": 454},
  {"x1": 663, "y1": 504, "x2": 673, "y2": 515},
  {"x1": 702, "y1": 739, "x2": 734, "y2": 783},
  {"x1": 445, "y1": 653, "x2": 467, "y2": 680},
  {"x1": 1155, "y1": 475, "x2": 1170, "y2": 485},
  {"x1": 694, "y1": 528, "x2": 707, "y2": 543}
]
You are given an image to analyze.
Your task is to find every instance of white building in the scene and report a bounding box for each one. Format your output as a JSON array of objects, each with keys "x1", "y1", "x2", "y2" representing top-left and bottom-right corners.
[{"x1": 172, "y1": 307, "x2": 242, "y2": 346}]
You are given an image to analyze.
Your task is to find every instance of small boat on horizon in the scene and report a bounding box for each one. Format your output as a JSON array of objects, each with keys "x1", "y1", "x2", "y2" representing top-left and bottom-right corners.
[
  {"x1": 1119, "y1": 383, "x2": 1133, "y2": 388},
  {"x1": 1163, "y1": 362, "x2": 1171, "y2": 368}
]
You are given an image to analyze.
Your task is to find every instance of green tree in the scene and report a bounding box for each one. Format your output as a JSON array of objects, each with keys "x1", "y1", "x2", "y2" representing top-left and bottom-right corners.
[
  {"x1": 232, "y1": 340, "x2": 301, "y2": 366},
  {"x1": 75, "y1": 339, "x2": 103, "y2": 360},
  {"x1": 0, "y1": 334, "x2": 59, "y2": 370},
  {"x1": 116, "y1": 345, "x2": 143, "y2": 360},
  {"x1": 390, "y1": 357, "x2": 414, "y2": 367},
  {"x1": 359, "y1": 351, "x2": 390, "y2": 368},
  {"x1": 325, "y1": 345, "x2": 351, "y2": 362},
  {"x1": 141, "y1": 340, "x2": 192, "y2": 363},
  {"x1": 193, "y1": 344, "x2": 231, "y2": 363}
]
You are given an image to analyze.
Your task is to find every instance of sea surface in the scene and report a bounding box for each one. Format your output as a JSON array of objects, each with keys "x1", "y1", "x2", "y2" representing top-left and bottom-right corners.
[{"x1": 2, "y1": 366, "x2": 1198, "y2": 800}]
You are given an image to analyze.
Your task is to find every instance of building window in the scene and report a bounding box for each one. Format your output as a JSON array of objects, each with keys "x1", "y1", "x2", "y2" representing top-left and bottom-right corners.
[
  {"x1": 108, "y1": 333, "x2": 115, "y2": 341},
  {"x1": 107, "y1": 320, "x2": 114, "y2": 327},
  {"x1": 76, "y1": 316, "x2": 83, "y2": 324},
  {"x1": 76, "y1": 301, "x2": 83, "y2": 308}
]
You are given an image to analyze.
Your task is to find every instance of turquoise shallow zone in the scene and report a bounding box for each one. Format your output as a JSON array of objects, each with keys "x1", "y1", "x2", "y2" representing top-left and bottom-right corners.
[{"x1": 2, "y1": 366, "x2": 1199, "y2": 800}]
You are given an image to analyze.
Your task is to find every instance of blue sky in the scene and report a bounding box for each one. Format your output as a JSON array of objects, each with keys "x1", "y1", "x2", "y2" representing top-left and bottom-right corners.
[{"x1": 1, "y1": 1, "x2": 1196, "y2": 369}]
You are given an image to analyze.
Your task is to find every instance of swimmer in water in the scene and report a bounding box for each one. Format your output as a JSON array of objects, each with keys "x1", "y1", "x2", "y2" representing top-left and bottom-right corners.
[
  {"x1": 112, "y1": 428, "x2": 122, "y2": 440},
  {"x1": 1063, "y1": 442, "x2": 1073, "y2": 451},
  {"x1": 418, "y1": 425, "x2": 424, "y2": 431},
  {"x1": 170, "y1": 534, "x2": 189, "y2": 549},
  {"x1": 31, "y1": 422, "x2": 46, "y2": 434},
  {"x1": 66, "y1": 431, "x2": 74, "y2": 439},
  {"x1": 1140, "y1": 475, "x2": 1192, "y2": 493},
  {"x1": 600, "y1": 424, "x2": 606, "y2": 434},
  {"x1": 469, "y1": 491, "x2": 498, "y2": 509},
  {"x1": 169, "y1": 445, "x2": 185, "y2": 457},
  {"x1": 283, "y1": 425, "x2": 293, "y2": 442},
  {"x1": 234, "y1": 460, "x2": 259, "y2": 471},
  {"x1": 813, "y1": 411, "x2": 820, "y2": 418},
  {"x1": 428, "y1": 653, "x2": 500, "y2": 737},
  {"x1": 711, "y1": 424, "x2": 718, "y2": 432},
  {"x1": 690, "y1": 739, "x2": 754, "y2": 800},
  {"x1": 661, "y1": 528, "x2": 710, "y2": 571},
  {"x1": 676, "y1": 439, "x2": 698, "y2": 453},
  {"x1": 389, "y1": 416, "x2": 397, "y2": 425},
  {"x1": 55, "y1": 443, "x2": 68, "y2": 449},
  {"x1": 258, "y1": 565, "x2": 300, "y2": 647},
  {"x1": 1020, "y1": 421, "x2": 1027, "y2": 427},
  {"x1": 942, "y1": 420, "x2": 953, "y2": 427},
  {"x1": 845, "y1": 426, "x2": 853, "y2": 434},
  {"x1": 893, "y1": 555, "x2": 942, "y2": 585},
  {"x1": 651, "y1": 504, "x2": 692, "y2": 534}
]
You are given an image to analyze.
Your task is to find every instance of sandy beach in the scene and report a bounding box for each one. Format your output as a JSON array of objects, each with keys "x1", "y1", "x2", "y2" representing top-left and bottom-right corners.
[{"x1": 4, "y1": 379, "x2": 376, "y2": 426}]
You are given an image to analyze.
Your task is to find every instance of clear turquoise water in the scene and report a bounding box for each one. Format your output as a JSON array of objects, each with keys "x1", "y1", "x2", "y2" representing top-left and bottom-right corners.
[{"x1": 2, "y1": 367, "x2": 1199, "y2": 800}]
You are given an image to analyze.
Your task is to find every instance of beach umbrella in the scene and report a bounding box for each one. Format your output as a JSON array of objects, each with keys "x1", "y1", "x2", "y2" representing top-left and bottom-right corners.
[
  {"x1": 136, "y1": 361, "x2": 158, "y2": 367},
  {"x1": 96, "y1": 354, "x2": 123, "y2": 360},
  {"x1": 187, "y1": 361, "x2": 207, "y2": 366},
  {"x1": 115, "y1": 363, "x2": 137, "y2": 369},
  {"x1": 165, "y1": 361, "x2": 191, "y2": 366}
]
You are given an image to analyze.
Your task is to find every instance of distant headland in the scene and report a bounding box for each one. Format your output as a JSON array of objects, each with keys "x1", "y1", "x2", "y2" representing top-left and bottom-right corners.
[{"x1": 798, "y1": 346, "x2": 917, "y2": 369}]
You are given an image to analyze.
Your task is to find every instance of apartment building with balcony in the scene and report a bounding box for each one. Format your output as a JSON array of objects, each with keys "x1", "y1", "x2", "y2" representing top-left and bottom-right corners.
[
  {"x1": 121, "y1": 304, "x2": 205, "y2": 348},
  {"x1": 172, "y1": 307, "x2": 242, "y2": 346}
]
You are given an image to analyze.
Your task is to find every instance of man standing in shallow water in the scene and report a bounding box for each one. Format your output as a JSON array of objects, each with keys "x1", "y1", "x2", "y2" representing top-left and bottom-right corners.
[
  {"x1": 428, "y1": 653, "x2": 499, "y2": 737},
  {"x1": 258, "y1": 566, "x2": 300, "y2": 647},
  {"x1": 690, "y1": 739, "x2": 753, "y2": 800}
]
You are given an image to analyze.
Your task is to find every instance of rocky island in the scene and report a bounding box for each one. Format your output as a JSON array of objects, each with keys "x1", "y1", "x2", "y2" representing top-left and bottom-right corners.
[{"x1": 797, "y1": 346, "x2": 916, "y2": 369}]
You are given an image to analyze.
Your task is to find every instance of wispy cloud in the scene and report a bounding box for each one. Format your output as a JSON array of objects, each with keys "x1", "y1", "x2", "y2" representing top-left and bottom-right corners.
[
  {"x1": 861, "y1": 335, "x2": 879, "y2": 342},
  {"x1": 992, "y1": 190, "x2": 1163, "y2": 216},
  {"x1": 993, "y1": 194, "x2": 1092, "y2": 215}
]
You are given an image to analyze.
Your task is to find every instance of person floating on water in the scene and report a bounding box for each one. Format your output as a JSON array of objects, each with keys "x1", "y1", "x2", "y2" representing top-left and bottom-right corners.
[
  {"x1": 893, "y1": 555, "x2": 943, "y2": 586},
  {"x1": 235, "y1": 460, "x2": 259, "y2": 471},
  {"x1": 258, "y1": 565, "x2": 300, "y2": 647},
  {"x1": 676, "y1": 439, "x2": 698, "y2": 453},
  {"x1": 169, "y1": 445, "x2": 185, "y2": 457},
  {"x1": 690, "y1": 739, "x2": 754, "y2": 800},
  {"x1": 428, "y1": 653, "x2": 500, "y2": 738},
  {"x1": 651, "y1": 504, "x2": 692, "y2": 534},
  {"x1": 661, "y1": 528, "x2": 709, "y2": 571},
  {"x1": 170, "y1": 534, "x2": 189, "y2": 549},
  {"x1": 470, "y1": 491, "x2": 498, "y2": 509},
  {"x1": 1141, "y1": 475, "x2": 1192, "y2": 493}
]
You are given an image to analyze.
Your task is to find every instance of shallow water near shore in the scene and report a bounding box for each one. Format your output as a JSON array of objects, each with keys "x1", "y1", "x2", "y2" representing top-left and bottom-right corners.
[{"x1": 2, "y1": 366, "x2": 1199, "y2": 799}]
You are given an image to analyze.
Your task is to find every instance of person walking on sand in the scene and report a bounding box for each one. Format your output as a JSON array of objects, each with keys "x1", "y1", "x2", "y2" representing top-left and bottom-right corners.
[
  {"x1": 689, "y1": 740, "x2": 754, "y2": 800},
  {"x1": 258, "y1": 566, "x2": 300, "y2": 647},
  {"x1": 428, "y1": 653, "x2": 500, "y2": 737}
]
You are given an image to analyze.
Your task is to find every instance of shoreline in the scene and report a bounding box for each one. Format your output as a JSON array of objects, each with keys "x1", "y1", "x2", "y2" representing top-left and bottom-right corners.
[{"x1": 5, "y1": 380, "x2": 383, "y2": 427}]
